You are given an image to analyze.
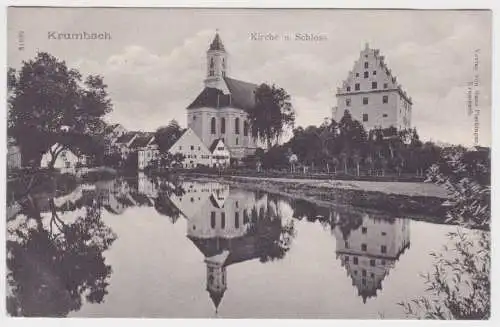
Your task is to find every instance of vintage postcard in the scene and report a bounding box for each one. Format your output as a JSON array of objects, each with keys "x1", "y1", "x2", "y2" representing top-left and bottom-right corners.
[{"x1": 5, "y1": 7, "x2": 491, "y2": 319}]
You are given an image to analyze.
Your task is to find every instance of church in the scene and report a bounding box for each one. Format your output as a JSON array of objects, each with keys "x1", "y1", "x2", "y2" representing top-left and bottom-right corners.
[{"x1": 187, "y1": 32, "x2": 259, "y2": 161}]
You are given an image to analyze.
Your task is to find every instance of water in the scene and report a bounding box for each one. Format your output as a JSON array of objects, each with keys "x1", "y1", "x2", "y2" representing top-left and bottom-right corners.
[{"x1": 6, "y1": 173, "x2": 462, "y2": 318}]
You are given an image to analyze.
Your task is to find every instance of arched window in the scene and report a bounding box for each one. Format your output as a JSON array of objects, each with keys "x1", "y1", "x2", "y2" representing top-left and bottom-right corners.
[
  {"x1": 210, "y1": 57, "x2": 214, "y2": 68},
  {"x1": 235, "y1": 117, "x2": 240, "y2": 134},
  {"x1": 243, "y1": 121, "x2": 248, "y2": 136},
  {"x1": 211, "y1": 117, "x2": 216, "y2": 134},
  {"x1": 235, "y1": 212, "x2": 239, "y2": 228},
  {"x1": 221, "y1": 212, "x2": 226, "y2": 229},
  {"x1": 221, "y1": 117, "x2": 226, "y2": 134},
  {"x1": 211, "y1": 212, "x2": 216, "y2": 229}
]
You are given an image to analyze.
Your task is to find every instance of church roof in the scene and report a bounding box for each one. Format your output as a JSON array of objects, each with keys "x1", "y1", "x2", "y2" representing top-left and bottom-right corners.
[
  {"x1": 209, "y1": 32, "x2": 225, "y2": 51},
  {"x1": 187, "y1": 77, "x2": 258, "y2": 111},
  {"x1": 208, "y1": 289, "x2": 225, "y2": 310}
]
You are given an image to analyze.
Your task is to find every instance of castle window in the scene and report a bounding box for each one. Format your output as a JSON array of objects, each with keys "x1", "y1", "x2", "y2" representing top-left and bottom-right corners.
[
  {"x1": 346, "y1": 86, "x2": 351, "y2": 92},
  {"x1": 381, "y1": 245, "x2": 387, "y2": 253},
  {"x1": 244, "y1": 121, "x2": 249, "y2": 136},
  {"x1": 211, "y1": 117, "x2": 216, "y2": 134},
  {"x1": 363, "y1": 97, "x2": 369, "y2": 105},
  {"x1": 221, "y1": 213, "x2": 226, "y2": 229},
  {"x1": 235, "y1": 212, "x2": 239, "y2": 228},
  {"x1": 346, "y1": 98, "x2": 351, "y2": 107},
  {"x1": 364, "y1": 62, "x2": 369, "y2": 69},
  {"x1": 383, "y1": 95, "x2": 388, "y2": 103},
  {"x1": 364, "y1": 71, "x2": 369, "y2": 78},
  {"x1": 361, "y1": 243, "x2": 367, "y2": 251},
  {"x1": 355, "y1": 83, "x2": 360, "y2": 91},
  {"x1": 372, "y1": 82, "x2": 377, "y2": 89},
  {"x1": 211, "y1": 212, "x2": 216, "y2": 228},
  {"x1": 221, "y1": 117, "x2": 226, "y2": 134},
  {"x1": 235, "y1": 117, "x2": 240, "y2": 134},
  {"x1": 373, "y1": 70, "x2": 377, "y2": 75},
  {"x1": 363, "y1": 114, "x2": 368, "y2": 122},
  {"x1": 383, "y1": 83, "x2": 388, "y2": 89}
]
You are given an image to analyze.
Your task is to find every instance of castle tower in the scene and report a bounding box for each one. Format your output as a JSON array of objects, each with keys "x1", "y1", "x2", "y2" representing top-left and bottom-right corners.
[{"x1": 204, "y1": 31, "x2": 228, "y2": 90}]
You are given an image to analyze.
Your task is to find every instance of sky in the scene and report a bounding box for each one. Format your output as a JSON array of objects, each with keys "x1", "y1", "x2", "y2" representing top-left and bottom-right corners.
[{"x1": 7, "y1": 7, "x2": 492, "y2": 146}]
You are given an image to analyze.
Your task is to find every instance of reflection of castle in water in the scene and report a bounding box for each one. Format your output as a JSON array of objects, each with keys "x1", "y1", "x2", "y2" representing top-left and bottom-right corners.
[{"x1": 332, "y1": 213, "x2": 410, "y2": 303}]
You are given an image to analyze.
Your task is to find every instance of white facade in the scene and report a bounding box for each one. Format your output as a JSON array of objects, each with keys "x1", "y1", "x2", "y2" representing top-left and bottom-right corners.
[
  {"x1": 168, "y1": 128, "x2": 213, "y2": 168},
  {"x1": 335, "y1": 43, "x2": 412, "y2": 130},
  {"x1": 210, "y1": 139, "x2": 230, "y2": 168},
  {"x1": 137, "y1": 137, "x2": 160, "y2": 170},
  {"x1": 40, "y1": 144, "x2": 87, "y2": 174},
  {"x1": 187, "y1": 32, "x2": 258, "y2": 160}
]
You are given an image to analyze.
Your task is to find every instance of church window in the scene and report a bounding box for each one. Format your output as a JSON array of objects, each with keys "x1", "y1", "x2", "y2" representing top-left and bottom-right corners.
[
  {"x1": 373, "y1": 70, "x2": 377, "y2": 75},
  {"x1": 355, "y1": 83, "x2": 360, "y2": 91},
  {"x1": 383, "y1": 95, "x2": 388, "y2": 103},
  {"x1": 235, "y1": 117, "x2": 240, "y2": 134},
  {"x1": 210, "y1": 57, "x2": 214, "y2": 68},
  {"x1": 363, "y1": 114, "x2": 368, "y2": 122},
  {"x1": 221, "y1": 213, "x2": 226, "y2": 229},
  {"x1": 345, "y1": 241, "x2": 349, "y2": 249},
  {"x1": 383, "y1": 113, "x2": 388, "y2": 118},
  {"x1": 236, "y1": 137, "x2": 238, "y2": 145},
  {"x1": 209, "y1": 70, "x2": 214, "y2": 76},
  {"x1": 235, "y1": 212, "x2": 239, "y2": 228},
  {"x1": 211, "y1": 212, "x2": 216, "y2": 228},
  {"x1": 364, "y1": 62, "x2": 369, "y2": 68},
  {"x1": 346, "y1": 98, "x2": 351, "y2": 107},
  {"x1": 222, "y1": 58, "x2": 225, "y2": 69},
  {"x1": 364, "y1": 71, "x2": 369, "y2": 78},
  {"x1": 244, "y1": 121, "x2": 249, "y2": 136},
  {"x1": 190, "y1": 145, "x2": 194, "y2": 150},
  {"x1": 363, "y1": 97, "x2": 369, "y2": 105},
  {"x1": 372, "y1": 82, "x2": 377, "y2": 89},
  {"x1": 211, "y1": 117, "x2": 216, "y2": 134},
  {"x1": 221, "y1": 117, "x2": 226, "y2": 134},
  {"x1": 193, "y1": 115, "x2": 196, "y2": 121}
]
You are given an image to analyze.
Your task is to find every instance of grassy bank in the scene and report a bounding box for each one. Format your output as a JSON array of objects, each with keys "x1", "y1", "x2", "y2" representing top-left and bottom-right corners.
[{"x1": 181, "y1": 173, "x2": 449, "y2": 222}]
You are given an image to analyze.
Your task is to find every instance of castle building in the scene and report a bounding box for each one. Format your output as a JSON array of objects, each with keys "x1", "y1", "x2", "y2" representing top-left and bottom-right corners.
[
  {"x1": 335, "y1": 43, "x2": 413, "y2": 130},
  {"x1": 187, "y1": 32, "x2": 259, "y2": 160}
]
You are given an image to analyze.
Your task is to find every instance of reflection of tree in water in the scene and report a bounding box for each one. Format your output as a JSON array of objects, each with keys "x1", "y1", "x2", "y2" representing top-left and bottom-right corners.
[
  {"x1": 152, "y1": 175, "x2": 185, "y2": 223},
  {"x1": 246, "y1": 198, "x2": 296, "y2": 263},
  {"x1": 6, "y1": 194, "x2": 117, "y2": 317}
]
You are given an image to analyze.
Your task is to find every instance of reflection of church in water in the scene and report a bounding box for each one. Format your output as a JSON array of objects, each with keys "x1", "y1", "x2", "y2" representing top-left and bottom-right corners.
[
  {"x1": 332, "y1": 213, "x2": 410, "y2": 303},
  {"x1": 169, "y1": 181, "x2": 283, "y2": 312}
]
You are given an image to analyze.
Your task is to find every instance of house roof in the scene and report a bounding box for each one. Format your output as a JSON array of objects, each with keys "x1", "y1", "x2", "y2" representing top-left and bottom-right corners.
[
  {"x1": 187, "y1": 77, "x2": 258, "y2": 111},
  {"x1": 129, "y1": 135, "x2": 154, "y2": 149},
  {"x1": 208, "y1": 139, "x2": 223, "y2": 152},
  {"x1": 104, "y1": 124, "x2": 121, "y2": 134},
  {"x1": 115, "y1": 132, "x2": 137, "y2": 144}
]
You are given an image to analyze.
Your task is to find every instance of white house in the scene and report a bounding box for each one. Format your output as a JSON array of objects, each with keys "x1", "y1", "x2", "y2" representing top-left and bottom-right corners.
[
  {"x1": 112, "y1": 132, "x2": 138, "y2": 159},
  {"x1": 40, "y1": 144, "x2": 87, "y2": 174},
  {"x1": 7, "y1": 137, "x2": 22, "y2": 170},
  {"x1": 209, "y1": 138, "x2": 230, "y2": 168},
  {"x1": 335, "y1": 43, "x2": 413, "y2": 130},
  {"x1": 135, "y1": 136, "x2": 160, "y2": 170},
  {"x1": 168, "y1": 128, "x2": 213, "y2": 168}
]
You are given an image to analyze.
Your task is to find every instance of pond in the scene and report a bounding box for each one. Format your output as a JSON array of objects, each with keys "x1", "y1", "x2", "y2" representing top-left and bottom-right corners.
[{"x1": 6, "y1": 173, "x2": 467, "y2": 318}]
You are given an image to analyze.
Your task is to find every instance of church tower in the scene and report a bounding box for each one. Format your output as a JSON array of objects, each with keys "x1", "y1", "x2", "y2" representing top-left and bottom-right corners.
[
  {"x1": 205, "y1": 31, "x2": 228, "y2": 90},
  {"x1": 205, "y1": 256, "x2": 227, "y2": 313}
]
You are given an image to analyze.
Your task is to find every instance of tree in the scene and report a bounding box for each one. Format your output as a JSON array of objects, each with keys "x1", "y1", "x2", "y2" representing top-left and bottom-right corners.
[
  {"x1": 155, "y1": 120, "x2": 184, "y2": 153},
  {"x1": 248, "y1": 83, "x2": 295, "y2": 149},
  {"x1": 8, "y1": 52, "x2": 112, "y2": 168}
]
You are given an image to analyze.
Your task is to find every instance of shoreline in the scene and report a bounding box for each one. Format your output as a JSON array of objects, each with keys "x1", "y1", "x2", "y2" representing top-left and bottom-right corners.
[{"x1": 180, "y1": 173, "x2": 450, "y2": 224}]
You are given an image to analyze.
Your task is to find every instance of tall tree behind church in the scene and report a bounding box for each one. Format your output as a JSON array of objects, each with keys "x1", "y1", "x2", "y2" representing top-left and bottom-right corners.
[{"x1": 248, "y1": 83, "x2": 295, "y2": 149}]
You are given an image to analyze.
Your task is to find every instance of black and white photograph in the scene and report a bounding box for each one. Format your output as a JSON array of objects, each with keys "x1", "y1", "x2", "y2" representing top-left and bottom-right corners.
[{"x1": 5, "y1": 5, "x2": 492, "y2": 320}]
